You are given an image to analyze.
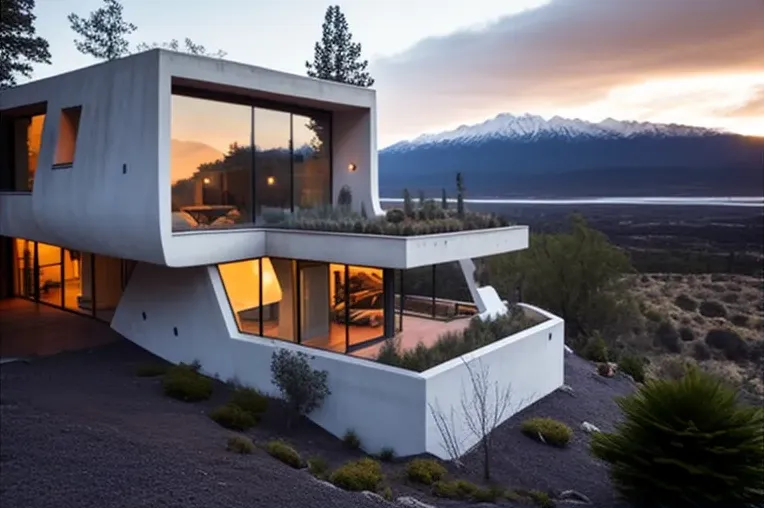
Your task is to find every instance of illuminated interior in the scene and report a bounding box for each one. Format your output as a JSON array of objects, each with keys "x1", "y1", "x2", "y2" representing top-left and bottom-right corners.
[{"x1": 54, "y1": 106, "x2": 82, "y2": 166}]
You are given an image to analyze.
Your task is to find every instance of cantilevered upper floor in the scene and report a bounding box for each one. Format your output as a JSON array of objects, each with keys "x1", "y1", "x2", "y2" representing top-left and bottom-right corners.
[{"x1": 0, "y1": 49, "x2": 528, "y2": 268}]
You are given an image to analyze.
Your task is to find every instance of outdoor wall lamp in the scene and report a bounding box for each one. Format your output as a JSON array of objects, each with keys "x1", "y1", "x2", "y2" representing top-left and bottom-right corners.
[
  {"x1": 348, "y1": 163, "x2": 357, "y2": 172},
  {"x1": 202, "y1": 177, "x2": 211, "y2": 185},
  {"x1": 267, "y1": 176, "x2": 276, "y2": 186}
]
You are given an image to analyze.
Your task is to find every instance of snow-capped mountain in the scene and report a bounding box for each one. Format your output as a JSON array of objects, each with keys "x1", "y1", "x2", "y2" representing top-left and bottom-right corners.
[
  {"x1": 378, "y1": 113, "x2": 762, "y2": 199},
  {"x1": 384, "y1": 113, "x2": 722, "y2": 153}
]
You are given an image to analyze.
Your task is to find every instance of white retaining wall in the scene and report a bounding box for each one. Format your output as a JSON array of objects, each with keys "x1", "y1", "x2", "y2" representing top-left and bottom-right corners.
[{"x1": 112, "y1": 263, "x2": 563, "y2": 458}]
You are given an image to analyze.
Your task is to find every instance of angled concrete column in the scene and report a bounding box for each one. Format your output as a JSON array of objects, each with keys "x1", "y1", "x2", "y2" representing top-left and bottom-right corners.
[{"x1": 458, "y1": 258, "x2": 507, "y2": 320}]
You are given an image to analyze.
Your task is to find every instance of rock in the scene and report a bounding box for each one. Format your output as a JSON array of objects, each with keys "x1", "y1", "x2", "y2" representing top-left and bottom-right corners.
[
  {"x1": 313, "y1": 479, "x2": 338, "y2": 490},
  {"x1": 537, "y1": 431, "x2": 547, "y2": 444},
  {"x1": 564, "y1": 345, "x2": 574, "y2": 354},
  {"x1": 581, "y1": 421, "x2": 600, "y2": 434},
  {"x1": 397, "y1": 496, "x2": 436, "y2": 508},
  {"x1": 559, "y1": 384, "x2": 575, "y2": 396},
  {"x1": 558, "y1": 490, "x2": 592, "y2": 504},
  {"x1": 362, "y1": 491, "x2": 387, "y2": 503}
]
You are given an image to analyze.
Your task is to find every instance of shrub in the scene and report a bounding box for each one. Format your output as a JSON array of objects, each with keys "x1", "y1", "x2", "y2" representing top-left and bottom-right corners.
[
  {"x1": 265, "y1": 440, "x2": 304, "y2": 469},
  {"x1": 674, "y1": 294, "x2": 699, "y2": 312},
  {"x1": 405, "y1": 458, "x2": 447, "y2": 485},
  {"x1": 521, "y1": 417, "x2": 572, "y2": 447},
  {"x1": 385, "y1": 208, "x2": 405, "y2": 224},
  {"x1": 162, "y1": 363, "x2": 212, "y2": 402},
  {"x1": 135, "y1": 362, "x2": 168, "y2": 377},
  {"x1": 654, "y1": 321, "x2": 681, "y2": 353},
  {"x1": 378, "y1": 447, "x2": 395, "y2": 462},
  {"x1": 591, "y1": 368, "x2": 764, "y2": 507},
  {"x1": 656, "y1": 357, "x2": 695, "y2": 380},
  {"x1": 705, "y1": 329, "x2": 749, "y2": 362},
  {"x1": 432, "y1": 480, "x2": 478, "y2": 500},
  {"x1": 307, "y1": 457, "x2": 329, "y2": 478},
  {"x1": 582, "y1": 334, "x2": 609, "y2": 362},
  {"x1": 270, "y1": 350, "x2": 330, "y2": 428},
  {"x1": 597, "y1": 362, "x2": 614, "y2": 377},
  {"x1": 473, "y1": 485, "x2": 505, "y2": 503},
  {"x1": 210, "y1": 404, "x2": 258, "y2": 430},
  {"x1": 617, "y1": 354, "x2": 646, "y2": 383},
  {"x1": 342, "y1": 429, "x2": 361, "y2": 450},
  {"x1": 528, "y1": 490, "x2": 555, "y2": 508},
  {"x1": 337, "y1": 185, "x2": 352, "y2": 209},
  {"x1": 330, "y1": 458, "x2": 384, "y2": 492},
  {"x1": 228, "y1": 387, "x2": 268, "y2": 416},
  {"x1": 678, "y1": 326, "x2": 695, "y2": 342},
  {"x1": 692, "y1": 341, "x2": 712, "y2": 361},
  {"x1": 699, "y1": 300, "x2": 727, "y2": 318},
  {"x1": 226, "y1": 435, "x2": 254, "y2": 454},
  {"x1": 730, "y1": 314, "x2": 750, "y2": 327}
]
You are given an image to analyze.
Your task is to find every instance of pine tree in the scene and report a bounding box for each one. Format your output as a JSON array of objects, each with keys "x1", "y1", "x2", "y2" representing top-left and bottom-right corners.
[
  {"x1": 305, "y1": 5, "x2": 374, "y2": 87},
  {"x1": 68, "y1": 0, "x2": 136, "y2": 61},
  {"x1": 0, "y1": 0, "x2": 51, "y2": 88}
]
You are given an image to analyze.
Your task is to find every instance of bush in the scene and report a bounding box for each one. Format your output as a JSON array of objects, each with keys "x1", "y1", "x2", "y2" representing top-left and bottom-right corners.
[
  {"x1": 342, "y1": 429, "x2": 361, "y2": 450},
  {"x1": 597, "y1": 362, "x2": 614, "y2": 377},
  {"x1": 473, "y1": 485, "x2": 505, "y2": 503},
  {"x1": 692, "y1": 341, "x2": 712, "y2": 361},
  {"x1": 730, "y1": 314, "x2": 750, "y2": 327},
  {"x1": 136, "y1": 362, "x2": 168, "y2": 377},
  {"x1": 591, "y1": 368, "x2": 764, "y2": 507},
  {"x1": 307, "y1": 457, "x2": 329, "y2": 478},
  {"x1": 705, "y1": 329, "x2": 749, "y2": 362},
  {"x1": 528, "y1": 490, "x2": 555, "y2": 508},
  {"x1": 162, "y1": 363, "x2": 212, "y2": 402},
  {"x1": 673, "y1": 294, "x2": 699, "y2": 312},
  {"x1": 385, "y1": 208, "x2": 406, "y2": 224},
  {"x1": 228, "y1": 387, "x2": 268, "y2": 416},
  {"x1": 226, "y1": 435, "x2": 254, "y2": 454},
  {"x1": 405, "y1": 458, "x2": 447, "y2": 485},
  {"x1": 378, "y1": 447, "x2": 395, "y2": 462},
  {"x1": 654, "y1": 321, "x2": 681, "y2": 353},
  {"x1": 521, "y1": 417, "x2": 572, "y2": 447},
  {"x1": 210, "y1": 404, "x2": 258, "y2": 430},
  {"x1": 678, "y1": 326, "x2": 695, "y2": 342},
  {"x1": 270, "y1": 350, "x2": 330, "y2": 428},
  {"x1": 432, "y1": 480, "x2": 479, "y2": 500},
  {"x1": 699, "y1": 300, "x2": 727, "y2": 318},
  {"x1": 330, "y1": 458, "x2": 384, "y2": 492},
  {"x1": 617, "y1": 354, "x2": 646, "y2": 383},
  {"x1": 582, "y1": 334, "x2": 609, "y2": 362},
  {"x1": 265, "y1": 440, "x2": 304, "y2": 469}
]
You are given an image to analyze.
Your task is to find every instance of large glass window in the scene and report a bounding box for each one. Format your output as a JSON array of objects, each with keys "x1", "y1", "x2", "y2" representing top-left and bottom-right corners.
[
  {"x1": 254, "y1": 108, "x2": 292, "y2": 217},
  {"x1": 170, "y1": 95, "x2": 253, "y2": 230},
  {"x1": 292, "y1": 113, "x2": 331, "y2": 210},
  {"x1": 13, "y1": 238, "x2": 36, "y2": 298},
  {"x1": 0, "y1": 106, "x2": 46, "y2": 191},
  {"x1": 346, "y1": 266, "x2": 385, "y2": 347},
  {"x1": 37, "y1": 242, "x2": 62, "y2": 307}
]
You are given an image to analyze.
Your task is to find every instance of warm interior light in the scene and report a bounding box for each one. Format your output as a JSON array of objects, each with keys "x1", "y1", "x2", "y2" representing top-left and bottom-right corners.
[
  {"x1": 218, "y1": 257, "x2": 283, "y2": 315},
  {"x1": 202, "y1": 177, "x2": 211, "y2": 185},
  {"x1": 348, "y1": 163, "x2": 357, "y2": 172},
  {"x1": 266, "y1": 176, "x2": 276, "y2": 185}
]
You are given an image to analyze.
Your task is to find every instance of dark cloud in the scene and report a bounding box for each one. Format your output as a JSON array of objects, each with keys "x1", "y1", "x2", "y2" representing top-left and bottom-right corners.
[{"x1": 373, "y1": 0, "x2": 764, "y2": 140}]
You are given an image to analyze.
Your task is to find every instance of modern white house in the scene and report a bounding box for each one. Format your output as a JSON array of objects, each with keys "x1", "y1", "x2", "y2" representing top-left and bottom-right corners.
[{"x1": 0, "y1": 49, "x2": 564, "y2": 458}]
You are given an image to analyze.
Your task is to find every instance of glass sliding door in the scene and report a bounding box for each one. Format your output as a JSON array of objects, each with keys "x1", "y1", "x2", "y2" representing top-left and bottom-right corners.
[
  {"x1": 254, "y1": 108, "x2": 292, "y2": 217},
  {"x1": 63, "y1": 250, "x2": 91, "y2": 315},
  {"x1": 37, "y1": 243, "x2": 62, "y2": 307},
  {"x1": 292, "y1": 113, "x2": 331, "y2": 211},
  {"x1": 346, "y1": 266, "x2": 385, "y2": 348},
  {"x1": 13, "y1": 238, "x2": 36, "y2": 299}
]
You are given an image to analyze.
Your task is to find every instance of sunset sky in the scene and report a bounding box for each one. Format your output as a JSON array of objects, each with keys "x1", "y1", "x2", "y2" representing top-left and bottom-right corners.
[{"x1": 29, "y1": 0, "x2": 764, "y2": 147}]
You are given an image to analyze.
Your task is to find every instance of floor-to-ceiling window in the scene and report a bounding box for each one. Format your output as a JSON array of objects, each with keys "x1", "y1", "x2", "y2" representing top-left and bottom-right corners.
[
  {"x1": 13, "y1": 238, "x2": 36, "y2": 299},
  {"x1": 62, "y1": 249, "x2": 90, "y2": 315},
  {"x1": 0, "y1": 103, "x2": 46, "y2": 191},
  {"x1": 169, "y1": 87, "x2": 332, "y2": 230},
  {"x1": 37, "y1": 242, "x2": 62, "y2": 307}
]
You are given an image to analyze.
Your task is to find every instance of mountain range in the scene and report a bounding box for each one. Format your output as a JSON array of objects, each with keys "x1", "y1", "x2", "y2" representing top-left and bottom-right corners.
[{"x1": 379, "y1": 114, "x2": 764, "y2": 198}]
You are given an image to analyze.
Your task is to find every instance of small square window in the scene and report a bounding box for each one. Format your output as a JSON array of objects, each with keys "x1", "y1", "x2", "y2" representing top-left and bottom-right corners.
[{"x1": 53, "y1": 106, "x2": 82, "y2": 168}]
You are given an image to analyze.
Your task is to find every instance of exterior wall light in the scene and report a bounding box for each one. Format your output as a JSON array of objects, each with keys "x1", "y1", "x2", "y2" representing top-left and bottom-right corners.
[
  {"x1": 348, "y1": 163, "x2": 357, "y2": 172},
  {"x1": 267, "y1": 176, "x2": 276, "y2": 186},
  {"x1": 202, "y1": 177, "x2": 211, "y2": 185}
]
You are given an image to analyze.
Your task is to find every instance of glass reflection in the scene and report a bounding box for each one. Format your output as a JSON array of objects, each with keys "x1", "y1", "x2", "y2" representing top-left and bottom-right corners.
[
  {"x1": 37, "y1": 242, "x2": 62, "y2": 307},
  {"x1": 13, "y1": 238, "x2": 36, "y2": 298},
  {"x1": 292, "y1": 113, "x2": 331, "y2": 210},
  {"x1": 344, "y1": 266, "x2": 385, "y2": 347},
  {"x1": 63, "y1": 249, "x2": 90, "y2": 315},
  {"x1": 254, "y1": 108, "x2": 291, "y2": 217}
]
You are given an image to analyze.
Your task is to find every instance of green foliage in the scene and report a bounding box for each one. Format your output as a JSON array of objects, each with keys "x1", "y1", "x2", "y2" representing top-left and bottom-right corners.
[
  {"x1": 405, "y1": 458, "x2": 447, "y2": 485},
  {"x1": 162, "y1": 362, "x2": 212, "y2": 402},
  {"x1": 480, "y1": 214, "x2": 635, "y2": 342},
  {"x1": 432, "y1": 479, "x2": 478, "y2": 499},
  {"x1": 67, "y1": 0, "x2": 136, "y2": 61},
  {"x1": 342, "y1": 429, "x2": 361, "y2": 450},
  {"x1": 591, "y1": 368, "x2": 764, "y2": 507},
  {"x1": 456, "y1": 172, "x2": 465, "y2": 218},
  {"x1": 330, "y1": 458, "x2": 384, "y2": 492},
  {"x1": 473, "y1": 485, "x2": 505, "y2": 502},
  {"x1": 337, "y1": 185, "x2": 352, "y2": 209},
  {"x1": 270, "y1": 350, "x2": 330, "y2": 428},
  {"x1": 378, "y1": 447, "x2": 395, "y2": 461},
  {"x1": 265, "y1": 440, "x2": 304, "y2": 469},
  {"x1": 1, "y1": 0, "x2": 51, "y2": 88},
  {"x1": 705, "y1": 328, "x2": 748, "y2": 362},
  {"x1": 655, "y1": 321, "x2": 681, "y2": 353},
  {"x1": 699, "y1": 300, "x2": 728, "y2": 318},
  {"x1": 402, "y1": 188, "x2": 414, "y2": 218},
  {"x1": 617, "y1": 354, "x2": 646, "y2": 383},
  {"x1": 305, "y1": 5, "x2": 374, "y2": 87},
  {"x1": 528, "y1": 490, "x2": 555, "y2": 508},
  {"x1": 385, "y1": 208, "x2": 405, "y2": 224},
  {"x1": 135, "y1": 362, "x2": 168, "y2": 377},
  {"x1": 228, "y1": 387, "x2": 268, "y2": 416},
  {"x1": 521, "y1": 417, "x2": 572, "y2": 447},
  {"x1": 582, "y1": 334, "x2": 609, "y2": 362},
  {"x1": 209, "y1": 404, "x2": 258, "y2": 430},
  {"x1": 441, "y1": 188, "x2": 448, "y2": 209},
  {"x1": 226, "y1": 435, "x2": 254, "y2": 454},
  {"x1": 377, "y1": 307, "x2": 541, "y2": 372},
  {"x1": 135, "y1": 37, "x2": 225, "y2": 57},
  {"x1": 308, "y1": 456, "x2": 329, "y2": 478}
]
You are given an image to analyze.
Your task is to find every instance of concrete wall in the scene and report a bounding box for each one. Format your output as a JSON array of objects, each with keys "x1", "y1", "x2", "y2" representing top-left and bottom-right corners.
[{"x1": 422, "y1": 304, "x2": 565, "y2": 459}]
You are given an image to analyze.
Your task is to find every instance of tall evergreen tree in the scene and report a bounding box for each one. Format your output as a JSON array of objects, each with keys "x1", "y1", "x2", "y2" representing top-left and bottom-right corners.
[
  {"x1": 0, "y1": 0, "x2": 51, "y2": 88},
  {"x1": 306, "y1": 5, "x2": 374, "y2": 87},
  {"x1": 68, "y1": 0, "x2": 136, "y2": 61}
]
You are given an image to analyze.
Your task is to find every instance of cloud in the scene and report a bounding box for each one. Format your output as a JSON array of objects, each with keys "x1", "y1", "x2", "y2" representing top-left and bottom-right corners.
[
  {"x1": 372, "y1": 0, "x2": 764, "y2": 143},
  {"x1": 724, "y1": 86, "x2": 764, "y2": 117}
]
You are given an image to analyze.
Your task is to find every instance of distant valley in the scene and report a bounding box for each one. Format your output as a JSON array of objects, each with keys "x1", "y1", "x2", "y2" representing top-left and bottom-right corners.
[{"x1": 378, "y1": 114, "x2": 764, "y2": 198}]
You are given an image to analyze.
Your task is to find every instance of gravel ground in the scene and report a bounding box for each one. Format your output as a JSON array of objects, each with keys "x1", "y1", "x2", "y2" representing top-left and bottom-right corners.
[
  {"x1": 0, "y1": 342, "x2": 394, "y2": 508},
  {"x1": 456, "y1": 351, "x2": 635, "y2": 507}
]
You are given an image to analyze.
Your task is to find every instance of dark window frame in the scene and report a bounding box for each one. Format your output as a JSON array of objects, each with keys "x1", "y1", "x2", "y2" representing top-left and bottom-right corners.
[{"x1": 0, "y1": 102, "x2": 48, "y2": 191}]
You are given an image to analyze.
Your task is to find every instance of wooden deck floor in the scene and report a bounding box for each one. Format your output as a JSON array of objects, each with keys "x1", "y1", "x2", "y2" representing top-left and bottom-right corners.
[{"x1": 351, "y1": 315, "x2": 472, "y2": 359}]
